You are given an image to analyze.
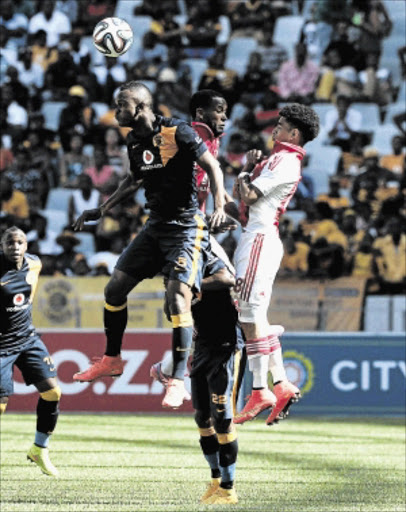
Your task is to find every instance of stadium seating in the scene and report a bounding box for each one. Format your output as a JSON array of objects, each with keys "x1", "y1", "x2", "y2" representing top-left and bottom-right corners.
[
  {"x1": 75, "y1": 232, "x2": 96, "y2": 257},
  {"x1": 351, "y1": 103, "x2": 381, "y2": 129},
  {"x1": 311, "y1": 103, "x2": 334, "y2": 128},
  {"x1": 92, "y1": 102, "x2": 109, "y2": 119},
  {"x1": 41, "y1": 101, "x2": 66, "y2": 131},
  {"x1": 273, "y1": 15, "x2": 304, "y2": 59},
  {"x1": 371, "y1": 124, "x2": 400, "y2": 155},
  {"x1": 307, "y1": 145, "x2": 341, "y2": 175},
  {"x1": 383, "y1": 101, "x2": 405, "y2": 125},
  {"x1": 182, "y1": 58, "x2": 208, "y2": 92},
  {"x1": 45, "y1": 188, "x2": 73, "y2": 212},
  {"x1": 39, "y1": 209, "x2": 69, "y2": 234},
  {"x1": 224, "y1": 37, "x2": 258, "y2": 76},
  {"x1": 115, "y1": 0, "x2": 142, "y2": 19}
]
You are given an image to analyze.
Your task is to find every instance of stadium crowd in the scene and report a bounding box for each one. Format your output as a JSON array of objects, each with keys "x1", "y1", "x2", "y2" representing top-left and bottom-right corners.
[{"x1": 1, "y1": 0, "x2": 405, "y2": 295}]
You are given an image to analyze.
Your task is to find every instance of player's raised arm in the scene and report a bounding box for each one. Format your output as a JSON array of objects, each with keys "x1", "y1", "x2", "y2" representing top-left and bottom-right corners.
[
  {"x1": 197, "y1": 150, "x2": 227, "y2": 230},
  {"x1": 237, "y1": 149, "x2": 265, "y2": 206},
  {"x1": 72, "y1": 173, "x2": 142, "y2": 231}
]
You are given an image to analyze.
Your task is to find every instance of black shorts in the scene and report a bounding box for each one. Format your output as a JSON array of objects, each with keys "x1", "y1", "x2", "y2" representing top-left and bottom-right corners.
[
  {"x1": 0, "y1": 335, "x2": 57, "y2": 397},
  {"x1": 190, "y1": 345, "x2": 244, "y2": 423},
  {"x1": 115, "y1": 212, "x2": 223, "y2": 292}
]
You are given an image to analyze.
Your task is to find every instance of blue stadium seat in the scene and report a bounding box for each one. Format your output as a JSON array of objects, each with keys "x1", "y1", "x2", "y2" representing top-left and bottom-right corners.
[
  {"x1": 182, "y1": 58, "x2": 208, "y2": 92},
  {"x1": 41, "y1": 102, "x2": 66, "y2": 131},
  {"x1": 224, "y1": 37, "x2": 258, "y2": 76},
  {"x1": 371, "y1": 124, "x2": 400, "y2": 155},
  {"x1": 384, "y1": 102, "x2": 405, "y2": 125},
  {"x1": 273, "y1": 15, "x2": 304, "y2": 59},
  {"x1": 45, "y1": 187, "x2": 73, "y2": 212},
  {"x1": 93, "y1": 102, "x2": 109, "y2": 119},
  {"x1": 39, "y1": 209, "x2": 69, "y2": 234},
  {"x1": 311, "y1": 103, "x2": 334, "y2": 127},
  {"x1": 351, "y1": 103, "x2": 381, "y2": 129},
  {"x1": 115, "y1": 0, "x2": 142, "y2": 19},
  {"x1": 75, "y1": 232, "x2": 96, "y2": 257},
  {"x1": 307, "y1": 145, "x2": 341, "y2": 175}
]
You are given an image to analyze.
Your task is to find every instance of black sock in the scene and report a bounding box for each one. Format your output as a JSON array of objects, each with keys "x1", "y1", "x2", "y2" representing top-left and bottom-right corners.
[
  {"x1": 220, "y1": 481, "x2": 234, "y2": 490},
  {"x1": 211, "y1": 469, "x2": 221, "y2": 479},
  {"x1": 104, "y1": 304, "x2": 127, "y2": 356},
  {"x1": 36, "y1": 398, "x2": 59, "y2": 434},
  {"x1": 252, "y1": 387, "x2": 265, "y2": 390}
]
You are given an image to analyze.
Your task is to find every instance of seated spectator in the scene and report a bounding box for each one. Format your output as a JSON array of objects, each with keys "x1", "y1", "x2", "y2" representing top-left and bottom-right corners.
[
  {"x1": 59, "y1": 134, "x2": 90, "y2": 188},
  {"x1": 156, "y1": 68, "x2": 191, "y2": 120},
  {"x1": 25, "y1": 112, "x2": 58, "y2": 146},
  {"x1": 58, "y1": 85, "x2": 97, "y2": 151},
  {"x1": 4, "y1": 64, "x2": 30, "y2": 109},
  {"x1": 333, "y1": 66, "x2": 362, "y2": 101},
  {"x1": 71, "y1": 253, "x2": 91, "y2": 276},
  {"x1": 54, "y1": 229, "x2": 84, "y2": 276},
  {"x1": 0, "y1": 0, "x2": 28, "y2": 51},
  {"x1": 44, "y1": 41, "x2": 81, "y2": 100},
  {"x1": 0, "y1": 173, "x2": 29, "y2": 223},
  {"x1": 379, "y1": 135, "x2": 405, "y2": 175},
  {"x1": 359, "y1": 53, "x2": 394, "y2": 112},
  {"x1": 84, "y1": 145, "x2": 118, "y2": 199},
  {"x1": 104, "y1": 127, "x2": 128, "y2": 177},
  {"x1": 55, "y1": 0, "x2": 79, "y2": 26},
  {"x1": 317, "y1": 176, "x2": 350, "y2": 213},
  {"x1": 0, "y1": 140, "x2": 13, "y2": 172},
  {"x1": 279, "y1": 233, "x2": 310, "y2": 278},
  {"x1": 4, "y1": 145, "x2": 48, "y2": 210},
  {"x1": 240, "y1": 52, "x2": 271, "y2": 104},
  {"x1": 315, "y1": 47, "x2": 343, "y2": 102},
  {"x1": 183, "y1": 4, "x2": 221, "y2": 59},
  {"x1": 68, "y1": 173, "x2": 101, "y2": 231},
  {"x1": 0, "y1": 30, "x2": 18, "y2": 85},
  {"x1": 150, "y1": 10, "x2": 183, "y2": 49},
  {"x1": 30, "y1": 29, "x2": 58, "y2": 71},
  {"x1": 229, "y1": 0, "x2": 275, "y2": 41},
  {"x1": 311, "y1": 201, "x2": 348, "y2": 251},
  {"x1": 88, "y1": 235, "x2": 126, "y2": 275},
  {"x1": 135, "y1": 31, "x2": 168, "y2": 80},
  {"x1": 76, "y1": 0, "x2": 115, "y2": 35},
  {"x1": 25, "y1": 129, "x2": 58, "y2": 188},
  {"x1": 379, "y1": 173, "x2": 406, "y2": 223},
  {"x1": 75, "y1": 53, "x2": 101, "y2": 103},
  {"x1": 16, "y1": 46, "x2": 44, "y2": 95},
  {"x1": 198, "y1": 46, "x2": 240, "y2": 110},
  {"x1": 256, "y1": 26, "x2": 288, "y2": 79},
  {"x1": 93, "y1": 56, "x2": 127, "y2": 104},
  {"x1": 337, "y1": 132, "x2": 367, "y2": 182},
  {"x1": 373, "y1": 217, "x2": 406, "y2": 294},
  {"x1": 26, "y1": 211, "x2": 61, "y2": 256},
  {"x1": 322, "y1": 19, "x2": 357, "y2": 69},
  {"x1": 349, "y1": 236, "x2": 375, "y2": 279},
  {"x1": 28, "y1": 0, "x2": 72, "y2": 48},
  {"x1": 340, "y1": 208, "x2": 367, "y2": 270},
  {"x1": 277, "y1": 42, "x2": 320, "y2": 105},
  {"x1": 325, "y1": 95, "x2": 362, "y2": 152},
  {"x1": 307, "y1": 236, "x2": 345, "y2": 279}
]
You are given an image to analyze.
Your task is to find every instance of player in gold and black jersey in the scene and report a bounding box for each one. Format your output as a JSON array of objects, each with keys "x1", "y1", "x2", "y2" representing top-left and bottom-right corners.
[
  {"x1": 72, "y1": 81, "x2": 230, "y2": 409},
  {"x1": 0, "y1": 227, "x2": 61, "y2": 477}
]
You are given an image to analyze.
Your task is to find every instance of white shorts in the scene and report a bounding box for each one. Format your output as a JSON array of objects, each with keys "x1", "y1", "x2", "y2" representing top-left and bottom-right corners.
[{"x1": 233, "y1": 231, "x2": 283, "y2": 323}]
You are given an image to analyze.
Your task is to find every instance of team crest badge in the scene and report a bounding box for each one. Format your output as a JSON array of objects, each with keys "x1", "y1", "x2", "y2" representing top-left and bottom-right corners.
[
  {"x1": 152, "y1": 134, "x2": 164, "y2": 147},
  {"x1": 143, "y1": 150, "x2": 154, "y2": 164},
  {"x1": 13, "y1": 293, "x2": 25, "y2": 306}
]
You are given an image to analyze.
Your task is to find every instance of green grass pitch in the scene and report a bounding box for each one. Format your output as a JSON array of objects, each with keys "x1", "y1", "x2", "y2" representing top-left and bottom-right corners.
[{"x1": 1, "y1": 414, "x2": 405, "y2": 512}]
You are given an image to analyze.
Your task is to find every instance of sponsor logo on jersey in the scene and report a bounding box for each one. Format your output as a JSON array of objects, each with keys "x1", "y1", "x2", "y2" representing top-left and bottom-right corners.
[
  {"x1": 142, "y1": 150, "x2": 154, "y2": 164},
  {"x1": 13, "y1": 293, "x2": 25, "y2": 306},
  {"x1": 152, "y1": 134, "x2": 164, "y2": 147},
  {"x1": 195, "y1": 136, "x2": 202, "y2": 144}
]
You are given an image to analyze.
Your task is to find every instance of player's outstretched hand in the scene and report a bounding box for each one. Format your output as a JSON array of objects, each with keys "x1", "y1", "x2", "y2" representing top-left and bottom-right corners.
[
  {"x1": 209, "y1": 207, "x2": 228, "y2": 232},
  {"x1": 72, "y1": 208, "x2": 102, "y2": 231},
  {"x1": 245, "y1": 149, "x2": 263, "y2": 167},
  {"x1": 210, "y1": 215, "x2": 238, "y2": 234}
]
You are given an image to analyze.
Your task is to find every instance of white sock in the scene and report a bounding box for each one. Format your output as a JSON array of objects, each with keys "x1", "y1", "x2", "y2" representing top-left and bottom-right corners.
[
  {"x1": 160, "y1": 351, "x2": 173, "y2": 376},
  {"x1": 268, "y1": 348, "x2": 287, "y2": 383},
  {"x1": 248, "y1": 355, "x2": 269, "y2": 389}
]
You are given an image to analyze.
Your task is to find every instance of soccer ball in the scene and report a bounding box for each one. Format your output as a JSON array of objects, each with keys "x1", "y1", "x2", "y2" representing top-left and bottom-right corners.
[{"x1": 92, "y1": 17, "x2": 133, "y2": 58}]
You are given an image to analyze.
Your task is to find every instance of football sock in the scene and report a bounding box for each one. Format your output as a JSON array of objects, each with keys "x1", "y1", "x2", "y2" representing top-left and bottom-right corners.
[
  {"x1": 268, "y1": 347, "x2": 287, "y2": 383},
  {"x1": 217, "y1": 432, "x2": 238, "y2": 488},
  {"x1": 171, "y1": 312, "x2": 193, "y2": 380},
  {"x1": 160, "y1": 351, "x2": 174, "y2": 376},
  {"x1": 104, "y1": 302, "x2": 127, "y2": 356},
  {"x1": 36, "y1": 389, "x2": 61, "y2": 448},
  {"x1": 249, "y1": 355, "x2": 269, "y2": 388},
  {"x1": 199, "y1": 428, "x2": 220, "y2": 472}
]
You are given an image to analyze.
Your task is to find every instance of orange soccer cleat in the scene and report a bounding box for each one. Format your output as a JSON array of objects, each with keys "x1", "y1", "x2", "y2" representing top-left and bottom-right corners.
[
  {"x1": 233, "y1": 388, "x2": 276, "y2": 425},
  {"x1": 73, "y1": 355, "x2": 124, "y2": 382},
  {"x1": 266, "y1": 381, "x2": 301, "y2": 426}
]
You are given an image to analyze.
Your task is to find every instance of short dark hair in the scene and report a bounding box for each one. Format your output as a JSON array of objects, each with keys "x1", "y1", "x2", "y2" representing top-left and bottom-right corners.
[
  {"x1": 189, "y1": 89, "x2": 225, "y2": 118},
  {"x1": 279, "y1": 103, "x2": 320, "y2": 144},
  {"x1": 119, "y1": 81, "x2": 153, "y2": 107},
  {"x1": 1, "y1": 226, "x2": 26, "y2": 244}
]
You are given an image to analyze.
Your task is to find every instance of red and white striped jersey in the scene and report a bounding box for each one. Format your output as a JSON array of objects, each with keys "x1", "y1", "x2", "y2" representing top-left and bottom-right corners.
[{"x1": 244, "y1": 141, "x2": 305, "y2": 234}]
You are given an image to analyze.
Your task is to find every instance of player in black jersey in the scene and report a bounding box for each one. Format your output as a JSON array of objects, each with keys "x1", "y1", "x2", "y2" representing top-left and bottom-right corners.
[
  {"x1": 72, "y1": 81, "x2": 229, "y2": 409},
  {"x1": 0, "y1": 227, "x2": 61, "y2": 477}
]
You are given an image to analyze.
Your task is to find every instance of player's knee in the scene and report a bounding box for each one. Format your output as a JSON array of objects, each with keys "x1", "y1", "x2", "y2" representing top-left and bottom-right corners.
[
  {"x1": 195, "y1": 410, "x2": 211, "y2": 429},
  {"x1": 40, "y1": 385, "x2": 61, "y2": 402},
  {"x1": 214, "y1": 418, "x2": 233, "y2": 435},
  {"x1": 217, "y1": 427, "x2": 237, "y2": 445}
]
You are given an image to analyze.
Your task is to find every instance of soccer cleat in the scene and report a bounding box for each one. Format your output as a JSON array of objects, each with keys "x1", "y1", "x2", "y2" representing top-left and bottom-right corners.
[
  {"x1": 266, "y1": 380, "x2": 301, "y2": 426},
  {"x1": 233, "y1": 388, "x2": 276, "y2": 425},
  {"x1": 27, "y1": 444, "x2": 59, "y2": 477},
  {"x1": 150, "y1": 363, "x2": 191, "y2": 400},
  {"x1": 162, "y1": 378, "x2": 187, "y2": 409},
  {"x1": 200, "y1": 477, "x2": 221, "y2": 503},
  {"x1": 73, "y1": 355, "x2": 124, "y2": 382},
  {"x1": 204, "y1": 487, "x2": 238, "y2": 505}
]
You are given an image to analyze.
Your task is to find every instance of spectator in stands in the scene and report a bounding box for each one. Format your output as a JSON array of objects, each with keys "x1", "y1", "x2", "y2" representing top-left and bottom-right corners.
[
  {"x1": 76, "y1": 0, "x2": 115, "y2": 34},
  {"x1": 279, "y1": 233, "x2": 310, "y2": 278},
  {"x1": 0, "y1": 140, "x2": 14, "y2": 172},
  {"x1": 359, "y1": 52, "x2": 394, "y2": 109},
  {"x1": 149, "y1": 10, "x2": 183, "y2": 49},
  {"x1": 0, "y1": 30, "x2": 17, "y2": 85},
  {"x1": 0, "y1": 173, "x2": 29, "y2": 224},
  {"x1": 307, "y1": 236, "x2": 345, "y2": 279},
  {"x1": 337, "y1": 132, "x2": 367, "y2": 182},
  {"x1": 333, "y1": 66, "x2": 362, "y2": 101},
  {"x1": 256, "y1": 24, "x2": 288, "y2": 79},
  {"x1": 322, "y1": 19, "x2": 357, "y2": 69},
  {"x1": 71, "y1": 253, "x2": 91, "y2": 276},
  {"x1": 325, "y1": 95, "x2": 362, "y2": 152},
  {"x1": 393, "y1": 111, "x2": 406, "y2": 139},
  {"x1": 379, "y1": 135, "x2": 405, "y2": 175},
  {"x1": 30, "y1": 29, "x2": 58, "y2": 71},
  {"x1": 104, "y1": 127, "x2": 128, "y2": 177},
  {"x1": 155, "y1": 68, "x2": 190, "y2": 120},
  {"x1": 59, "y1": 134, "x2": 90, "y2": 188},
  {"x1": 349, "y1": 236, "x2": 375, "y2": 284},
  {"x1": 55, "y1": 0, "x2": 79, "y2": 26},
  {"x1": 28, "y1": 0, "x2": 71, "y2": 48},
  {"x1": 58, "y1": 85, "x2": 97, "y2": 152},
  {"x1": 229, "y1": 0, "x2": 275, "y2": 41},
  {"x1": 4, "y1": 65, "x2": 29, "y2": 109},
  {"x1": 300, "y1": 1, "x2": 324, "y2": 63},
  {"x1": 340, "y1": 208, "x2": 368, "y2": 271},
  {"x1": 44, "y1": 41, "x2": 81, "y2": 99},
  {"x1": 183, "y1": 4, "x2": 222, "y2": 59},
  {"x1": 68, "y1": 173, "x2": 101, "y2": 232},
  {"x1": 26, "y1": 211, "x2": 61, "y2": 256},
  {"x1": 93, "y1": 56, "x2": 127, "y2": 105},
  {"x1": 240, "y1": 52, "x2": 272, "y2": 104},
  {"x1": 0, "y1": 0, "x2": 28, "y2": 51},
  {"x1": 4, "y1": 145, "x2": 48, "y2": 210},
  {"x1": 15, "y1": 46, "x2": 44, "y2": 96},
  {"x1": 198, "y1": 46, "x2": 240, "y2": 110},
  {"x1": 134, "y1": 0, "x2": 180, "y2": 19},
  {"x1": 317, "y1": 176, "x2": 350, "y2": 214},
  {"x1": 135, "y1": 31, "x2": 168, "y2": 80},
  {"x1": 25, "y1": 129, "x2": 58, "y2": 188},
  {"x1": 84, "y1": 145, "x2": 118, "y2": 200},
  {"x1": 379, "y1": 173, "x2": 406, "y2": 224},
  {"x1": 315, "y1": 47, "x2": 343, "y2": 102},
  {"x1": 311, "y1": 201, "x2": 348, "y2": 251},
  {"x1": 75, "y1": 53, "x2": 101, "y2": 103},
  {"x1": 277, "y1": 42, "x2": 320, "y2": 105},
  {"x1": 54, "y1": 229, "x2": 83, "y2": 276},
  {"x1": 88, "y1": 235, "x2": 126, "y2": 276},
  {"x1": 373, "y1": 217, "x2": 406, "y2": 294}
]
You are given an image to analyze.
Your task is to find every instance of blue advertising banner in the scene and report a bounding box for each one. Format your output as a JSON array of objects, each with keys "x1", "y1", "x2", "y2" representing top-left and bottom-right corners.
[{"x1": 240, "y1": 333, "x2": 406, "y2": 416}]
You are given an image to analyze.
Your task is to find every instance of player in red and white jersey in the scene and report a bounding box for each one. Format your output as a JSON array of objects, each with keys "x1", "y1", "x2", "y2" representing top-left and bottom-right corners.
[{"x1": 233, "y1": 104, "x2": 320, "y2": 426}]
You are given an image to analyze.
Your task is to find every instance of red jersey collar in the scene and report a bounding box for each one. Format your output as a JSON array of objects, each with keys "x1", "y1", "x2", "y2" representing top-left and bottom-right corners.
[{"x1": 272, "y1": 141, "x2": 306, "y2": 160}]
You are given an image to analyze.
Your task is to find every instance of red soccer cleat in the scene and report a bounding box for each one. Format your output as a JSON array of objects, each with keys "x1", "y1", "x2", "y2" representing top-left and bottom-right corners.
[
  {"x1": 266, "y1": 381, "x2": 301, "y2": 426},
  {"x1": 73, "y1": 355, "x2": 124, "y2": 382},
  {"x1": 233, "y1": 388, "x2": 276, "y2": 425},
  {"x1": 162, "y1": 378, "x2": 187, "y2": 409}
]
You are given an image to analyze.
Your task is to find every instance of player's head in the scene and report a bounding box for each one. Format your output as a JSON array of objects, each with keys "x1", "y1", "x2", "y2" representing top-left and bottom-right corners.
[
  {"x1": 190, "y1": 89, "x2": 228, "y2": 137},
  {"x1": 273, "y1": 104, "x2": 320, "y2": 146},
  {"x1": 115, "y1": 81, "x2": 155, "y2": 132},
  {"x1": 1, "y1": 226, "x2": 27, "y2": 268}
]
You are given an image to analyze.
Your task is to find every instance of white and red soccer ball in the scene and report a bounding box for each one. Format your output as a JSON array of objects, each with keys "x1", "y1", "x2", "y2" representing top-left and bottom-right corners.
[{"x1": 92, "y1": 17, "x2": 133, "y2": 58}]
